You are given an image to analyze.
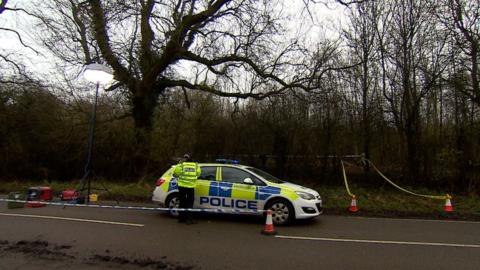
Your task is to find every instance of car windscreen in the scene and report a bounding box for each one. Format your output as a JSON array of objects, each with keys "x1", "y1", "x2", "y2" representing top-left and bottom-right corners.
[{"x1": 245, "y1": 167, "x2": 284, "y2": 184}]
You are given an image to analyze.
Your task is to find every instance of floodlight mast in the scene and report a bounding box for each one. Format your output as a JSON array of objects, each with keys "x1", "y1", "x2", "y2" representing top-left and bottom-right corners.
[{"x1": 80, "y1": 63, "x2": 113, "y2": 204}]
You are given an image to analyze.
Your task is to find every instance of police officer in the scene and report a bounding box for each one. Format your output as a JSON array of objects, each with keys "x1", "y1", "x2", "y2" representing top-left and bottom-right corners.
[{"x1": 173, "y1": 154, "x2": 201, "y2": 224}]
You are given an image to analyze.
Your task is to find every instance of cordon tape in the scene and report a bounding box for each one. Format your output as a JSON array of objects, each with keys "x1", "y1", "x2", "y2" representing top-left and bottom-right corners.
[
  {"x1": 341, "y1": 158, "x2": 452, "y2": 201},
  {"x1": 341, "y1": 160, "x2": 356, "y2": 199},
  {"x1": 0, "y1": 198, "x2": 267, "y2": 214}
]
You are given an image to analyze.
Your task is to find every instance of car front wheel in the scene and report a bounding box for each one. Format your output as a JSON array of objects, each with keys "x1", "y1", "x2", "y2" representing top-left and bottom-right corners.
[{"x1": 265, "y1": 199, "x2": 294, "y2": 225}]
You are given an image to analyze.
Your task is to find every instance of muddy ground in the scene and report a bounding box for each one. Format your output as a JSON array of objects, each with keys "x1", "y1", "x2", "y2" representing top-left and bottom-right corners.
[{"x1": 0, "y1": 240, "x2": 195, "y2": 270}]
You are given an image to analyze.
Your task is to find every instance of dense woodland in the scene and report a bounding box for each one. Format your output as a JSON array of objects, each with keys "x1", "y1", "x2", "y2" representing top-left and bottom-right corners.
[{"x1": 0, "y1": 0, "x2": 479, "y2": 193}]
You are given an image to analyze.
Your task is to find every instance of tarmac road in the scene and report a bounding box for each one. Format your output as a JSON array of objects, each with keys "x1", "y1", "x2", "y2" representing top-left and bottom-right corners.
[{"x1": 0, "y1": 202, "x2": 479, "y2": 270}]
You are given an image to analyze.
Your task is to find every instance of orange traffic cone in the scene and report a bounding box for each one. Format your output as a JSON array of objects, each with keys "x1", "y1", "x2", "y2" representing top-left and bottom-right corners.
[
  {"x1": 261, "y1": 210, "x2": 277, "y2": 235},
  {"x1": 444, "y1": 195, "x2": 454, "y2": 212},
  {"x1": 349, "y1": 195, "x2": 359, "y2": 213}
]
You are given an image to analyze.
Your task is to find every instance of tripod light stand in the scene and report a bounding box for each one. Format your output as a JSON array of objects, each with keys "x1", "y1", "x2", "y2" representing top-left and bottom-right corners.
[{"x1": 79, "y1": 63, "x2": 113, "y2": 204}]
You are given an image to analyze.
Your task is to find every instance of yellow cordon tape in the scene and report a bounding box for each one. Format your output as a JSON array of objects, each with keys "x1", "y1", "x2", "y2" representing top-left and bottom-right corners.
[
  {"x1": 340, "y1": 160, "x2": 355, "y2": 199},
  {"x1": 365, "y1": 159, "x2": 450, "y2": 201},
  {"x1": 341, "y1": 158, "x2": 451, "y2": 201}
]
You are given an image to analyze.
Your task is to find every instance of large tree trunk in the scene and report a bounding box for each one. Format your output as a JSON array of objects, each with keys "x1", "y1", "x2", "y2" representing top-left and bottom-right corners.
[
  {"x1": 402, "y1": 60, "x2": 422, "y2": 184},
  {"x1": 405, "y1": 123, "x2": 421, "y2": 184},
  {"x1": 471, "y1": 43, "x2": 479, "y2": 104},
  {"x1": 362, "y1": 56, "x2": 371, "y2": 174},
  {"x1": 131, "y1": 87, "x2": 159, "y2": 177}
]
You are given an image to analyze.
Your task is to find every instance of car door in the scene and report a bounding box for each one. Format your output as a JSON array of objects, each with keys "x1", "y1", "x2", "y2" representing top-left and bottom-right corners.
[
  {"x1": 220, "y1": 167, "x2": 260, "y2": 212},
  {"x1": 194, "y1": 166, "x2": 218, "y2": 209}
]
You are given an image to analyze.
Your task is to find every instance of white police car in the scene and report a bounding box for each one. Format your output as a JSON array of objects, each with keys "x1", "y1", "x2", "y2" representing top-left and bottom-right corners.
[{"x1": 152, "y1": 161, "x2": 323, "y2": 225}]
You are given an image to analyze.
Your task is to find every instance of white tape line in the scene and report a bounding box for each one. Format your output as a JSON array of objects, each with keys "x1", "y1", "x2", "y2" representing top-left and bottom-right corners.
[
  {"x1": 275, "y1": 235, "x2": 480, "y2": 248},
  {"x1": 348, "y1": 216, "x2": 480, "y2": 224},
  {"x1": 0, "y1": 212, "x2": 144, "y2": 227},
  {"x1": 0, "y1": 199, "x2": 265, "y2": 214}
]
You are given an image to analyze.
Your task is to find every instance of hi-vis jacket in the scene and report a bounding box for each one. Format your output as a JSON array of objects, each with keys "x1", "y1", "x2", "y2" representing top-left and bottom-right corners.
[{"x1": 173, "y1": 162, "x2": 201, "y2": 188}]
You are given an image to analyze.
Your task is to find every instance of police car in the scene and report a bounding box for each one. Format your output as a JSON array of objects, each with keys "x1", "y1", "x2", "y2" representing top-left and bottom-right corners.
[{"x1": 152, "y1": 160, "x2": 323, "y2": 225}]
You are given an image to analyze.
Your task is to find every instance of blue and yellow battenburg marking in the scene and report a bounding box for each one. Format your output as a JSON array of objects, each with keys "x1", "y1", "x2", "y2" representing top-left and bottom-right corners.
[
  {"x1": 208, "y1": 181, "x2": 233, "y2": 197},
  {"x1": 255, "y1": 186, "x2": 281, "y2": 200},
  {"x1": 167, "y1": 179, "x2": 282, "y2": 210},
  {"x1": 168, "y1": 180, "x2": 280, "y2": 199},
  {"x1": 168, "y1": 179, "x2": 178, "y2": 191}
]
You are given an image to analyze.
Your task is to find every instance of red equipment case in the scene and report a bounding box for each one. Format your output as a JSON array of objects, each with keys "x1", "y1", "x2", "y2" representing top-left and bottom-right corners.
[
  {"x1": 39, "y1": 187, "x2": 53, "y2": 201},
  {"x1": 60, "y1": 189, "x2": 80, "y2": 201},
  {"x1": 26, "y1": 186, "x2": 52, "y2": 207}
]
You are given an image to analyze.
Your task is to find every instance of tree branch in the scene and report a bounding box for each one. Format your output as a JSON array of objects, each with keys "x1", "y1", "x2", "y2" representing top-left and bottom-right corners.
[
  {"x1": 139, "y1": 0, "x2": 155, "y2": 75},
  {"x1": 89, "y1": 0, "x2": 135, "y2": 87},
  {"x1": 158, "y1": 78, "x2": 287, "y2": 100},
  {"x1": 146, "y1": 0, "x2": 232, "y2": 83},
  {"x1": 0, "y1": 27, "x2": 39, "y2": 54},
  {"x1": 0, "y1": 53, "x2": 22, "y2": 71},
  {"x1": 105, "y1": 82, "x2": 124, "y2": 92},
  {"x1": 70, "y1": 0, "x2": 91, "y2": 63},
  {"x1": 179, "y1": 50, "x2": 311, "y2": 90},
  {"x1": 181, "y1": 86, "x2": 191, "y2": 109}
]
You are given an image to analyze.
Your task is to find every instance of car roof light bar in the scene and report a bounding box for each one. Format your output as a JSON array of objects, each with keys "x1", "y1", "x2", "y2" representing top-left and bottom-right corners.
[{"x1": 215, "y1": 159, "x2": 240, "y2": 164}]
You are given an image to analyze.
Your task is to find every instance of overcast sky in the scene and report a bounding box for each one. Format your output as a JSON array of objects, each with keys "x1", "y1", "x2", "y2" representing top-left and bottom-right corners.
[{"x1": 0, "y1": 0, "x2": 347, "y2": 84}]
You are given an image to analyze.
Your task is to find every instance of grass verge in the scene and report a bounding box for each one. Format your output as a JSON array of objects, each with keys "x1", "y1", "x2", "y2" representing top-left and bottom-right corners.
[
  {"x1": 0, "y1": 180, "x2": 152, "y2": 202},
  {"x1": 315, "y1": 184, "x2": 480, "y2": 220},
  {"x1": 1, "y1": 180, "x2": 479, "y2": 221}
]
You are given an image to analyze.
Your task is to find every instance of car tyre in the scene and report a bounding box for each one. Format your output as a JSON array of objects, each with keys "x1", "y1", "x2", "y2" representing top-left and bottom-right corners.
[
  {"x1": 165, "y1": 193, "x2": 180, "y2": 217},
  {"x1": 265, "y1": 198, "x2": 294, "y2": 225}
]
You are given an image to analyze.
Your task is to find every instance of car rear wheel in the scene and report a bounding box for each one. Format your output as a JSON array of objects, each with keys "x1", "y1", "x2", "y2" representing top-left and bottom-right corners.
[
  {"x1": 265, "y1": 199, "x2": 294, "y2": 225},
  {"x1": 165, "y1": 193, "x2": 180, "y2": 217}
]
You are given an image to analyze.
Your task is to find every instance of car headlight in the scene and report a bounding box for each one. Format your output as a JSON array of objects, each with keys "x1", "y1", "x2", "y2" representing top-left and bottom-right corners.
[{"x1": 295, "y1": 191, "x2": 315, "y2": 200}]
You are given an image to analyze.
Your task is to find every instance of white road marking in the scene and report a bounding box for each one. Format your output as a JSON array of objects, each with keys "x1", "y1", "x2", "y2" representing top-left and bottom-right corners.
[
  {"x1": 346, "y1": 216, "x2": 480, "y2": 224},
  {"x1": 276, "y1": 235, "x2": 480, "y2": 248},
  {"x1": 0, "y1": 213, "x2": 144, "y2": 227}
]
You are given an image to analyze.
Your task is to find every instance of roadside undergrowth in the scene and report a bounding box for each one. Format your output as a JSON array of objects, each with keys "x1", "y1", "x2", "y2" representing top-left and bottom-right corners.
[{"x1": 1, "y1": 180, "x2": 479, "y2": 220}]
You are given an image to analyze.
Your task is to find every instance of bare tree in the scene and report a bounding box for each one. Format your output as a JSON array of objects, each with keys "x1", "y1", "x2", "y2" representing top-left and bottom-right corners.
[
  {"x1": 344, "y1": 0, "x2": 380, "y2": 171},
  {"x1": 433, "y1": 0, "x2": 480, "y2": 191},
  {"x1": 30, "y1": 0, "x2": 320, "y2": 174},
  {"x1": 0, "y1": 0, "x2": 38, "y2": 80},
  {"x1": 376, "y1": 0, "x2": 449, "y2": 182},
  {"x1": 436, "y1": 0, "x2": 480, "y2": 105}
]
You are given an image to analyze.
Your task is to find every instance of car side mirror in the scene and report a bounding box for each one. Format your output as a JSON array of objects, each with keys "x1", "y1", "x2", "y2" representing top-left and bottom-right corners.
[{"x1": 243, "y1": 178, "x2": 254, "y2": 185}]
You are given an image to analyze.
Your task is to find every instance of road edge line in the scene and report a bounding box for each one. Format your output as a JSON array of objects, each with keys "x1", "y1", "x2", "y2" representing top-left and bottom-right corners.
[
  {"x1": 275, "y1": 235, "x2": 480, "y2": 248},
  {"x1": 0, "y1": 212, "x2": 144, "y2": 227}
]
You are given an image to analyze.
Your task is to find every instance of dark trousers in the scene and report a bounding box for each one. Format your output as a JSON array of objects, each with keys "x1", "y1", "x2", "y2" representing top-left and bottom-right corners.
[{"x1": 178, "y1": 186, "x2": 195, "y2": 222}]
